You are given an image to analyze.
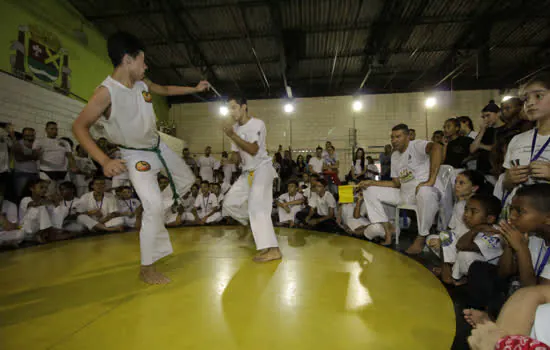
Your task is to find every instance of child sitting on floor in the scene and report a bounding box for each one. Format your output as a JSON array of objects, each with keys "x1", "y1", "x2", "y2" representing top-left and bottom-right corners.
[
  {"x1": 338, "y1": 188, "x2": 370, "y2": 237},
  {"x1": 428, "y1": 170, "x2": 486, "y2": 283},
  {"x1": 77, "y1": 177, "x2": 125, "y2": 232},
  {"x1": 116, "y1": 186, "x2": 141, "y2": 230},
  {"x1": 453, "y1": 194, "x2": 503, "y2": 285},
  {"x1": 0, "y1": 186, "x2": 24, "y2": 247},
  {"x1": 52, "y1": 181, "x2": 86, "y2": 233},
  {"x1": 192, "y1": 181, "x2": 222, "y2": 225},
  {"x1": 297, "y1": 179, "x2": 341, "y2": 232},
  {"x1": 276, "y1": 180, "x2": 305, "y2": 227}
]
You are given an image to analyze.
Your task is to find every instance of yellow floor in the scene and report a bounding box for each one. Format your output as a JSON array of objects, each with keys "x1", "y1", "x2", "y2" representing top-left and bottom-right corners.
[{"x1": 0, "y1": 227, "x2": 455, "y2": 350}]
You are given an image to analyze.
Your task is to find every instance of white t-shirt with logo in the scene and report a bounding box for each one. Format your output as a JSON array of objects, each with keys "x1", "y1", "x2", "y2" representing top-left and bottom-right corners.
[
  {"x1": 194, "y1": 192, "x2": 219, "y2": 217},
  {"x1": 474, "y1": 232, "x2": 504, "y2": 262},
  {"x1": 33, "y1": 137, "x2": 71, "y2": 172},
  {"x1": 308, "y1": 156, "x2": 324, "y2": 174},
  {"x1": 311, "y1": 191, "x2": 337, "y2": 216},
  {"x1": 391, "y1": 140, "x2": 431, "y2": 203},
  {"x1": 231, "y1": 118, "x2": 272, "y2": 171}
]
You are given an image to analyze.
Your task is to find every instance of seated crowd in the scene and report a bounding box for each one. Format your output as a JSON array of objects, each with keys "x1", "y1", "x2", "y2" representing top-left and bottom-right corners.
[{"x1": 1, "y1": 72, "x2": 550, "y2": 347}]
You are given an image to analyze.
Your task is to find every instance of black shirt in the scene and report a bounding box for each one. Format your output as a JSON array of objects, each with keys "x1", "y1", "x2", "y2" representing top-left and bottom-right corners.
[
  {"x1": 477, "y1": 126, "x2": 505, "y2": 174},
  {"x1": 444, "y1": 136, "x2": 473, "y2": 168}
]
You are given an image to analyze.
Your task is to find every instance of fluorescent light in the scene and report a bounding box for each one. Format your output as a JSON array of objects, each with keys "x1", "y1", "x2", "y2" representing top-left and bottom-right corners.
[
  {"x1": 352, "y1": 100, "x2": 363, "y2": 111},
  {"x1": 219, "y1": 106, "x2": 228, "y2": 116},
  {"x1": 284, "y1": 103, "x2": 294, "y2": 113},
  {"x1": 425, "y1": 97, "x2": 437, "y2": 109}
]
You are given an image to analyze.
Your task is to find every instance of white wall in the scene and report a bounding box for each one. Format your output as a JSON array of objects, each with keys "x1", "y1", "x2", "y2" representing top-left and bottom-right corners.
[
  {"x1": 171, "y1": 89, "x2": 499, "y2": 173},
  {"x1": 0, "y1": 72, "x2": 184, "y2": 153}
]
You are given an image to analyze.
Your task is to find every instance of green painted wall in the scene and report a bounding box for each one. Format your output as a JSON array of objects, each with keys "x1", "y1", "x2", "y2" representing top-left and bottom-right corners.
[{"x1": 0, "y1": 0, "x2": 170, "y2": 121}]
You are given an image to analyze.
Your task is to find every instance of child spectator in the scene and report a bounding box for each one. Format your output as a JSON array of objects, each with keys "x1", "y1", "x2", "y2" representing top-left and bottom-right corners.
[
  {"x1": 427, "y1": 171, "x2": 486, "y2": 283},
  {"x1": 192, "y1": 181, "x2": 221, "y2": 225},
  {"x1": 365, "y1": 156, "x2": 380, "y2": 180},
  {"x1": 76, "y1": 177, "x2": 125, "y2": 232},
  {"x1": 338, "y1": 189, "x2": 370, "y2": 237},
  {"x1": 0, "y1": 186, "x2": 24, "y2": 246},
  {"x1": 52, "y1": 181, "x2": 86, "y2": 233},
  {"x1": 276, "y1": 180, "x2": 305, "y2": 227},
  {"x1": 453, "y1": 194, "x2": 503, "y2": 285},
  {"x1": 297, "y1": 179, "x2": 340, "y2": 232},
  {"x1": 116, "y1": 186, "x2": 141, "y2": 229},
  {"x1": 443, "y1": 118, "x2": 474, "y2": 169}
]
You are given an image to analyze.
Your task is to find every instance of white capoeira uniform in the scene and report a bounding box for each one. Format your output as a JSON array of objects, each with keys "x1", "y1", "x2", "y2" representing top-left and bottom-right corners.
[
  {"x1": 222, "y1": 117, "x2": 278, "y2": 250},
  {"x1": 194, "y1": 192, "x2": 222, "y2": 223},
  {"x1": 117, "y1": 198, "x2": 141, "y2": 228},
  {"x1": 277, "y1": 192, "x2": 304, "y2": 223},
  {"x1": 363, "y1": 140, "x2": 441, "y2": 237},
  {"x1": 426, "y1": 200, "x2": 469, "y2": 261},
  {"x1": 52, "y1": 197, "x2": 86, "y2": 233},
  {"x1": 19, "y1": 197, "x2": 55, "y2": 240},
  {"x1": 111, "y1": 150, "x2": 131, "y2": 189},
  {"x1": 0, "y1": 200, "x2": 24, "y2": 246},
  {"x1": 198, "y1": 155, "x2": 219, "y2": 183},
  {"x1": 340, "y1": 200, "x2": 370, "y2": 233},
  {"x1": 73, "y1": 156, "x2": 97, "y2": 197},
  {"x1": 76, "y1": 192, "x2": 125, "y2": 229},
  {"x1": 98, "y1": 76, "x2": 195, "y2": 265},
  {"x1": 452, "y1": 231, "x2": 503, "y2": 280}
]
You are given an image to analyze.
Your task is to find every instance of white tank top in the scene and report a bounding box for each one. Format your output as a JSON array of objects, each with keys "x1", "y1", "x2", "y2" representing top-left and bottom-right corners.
[{"x1": 99, "y1": 76, "x2": 159, "y2": 148}]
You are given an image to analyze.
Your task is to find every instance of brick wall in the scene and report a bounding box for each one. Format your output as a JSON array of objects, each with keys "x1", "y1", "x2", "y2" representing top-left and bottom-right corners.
[{"x1": 171, "y1": 89, "x2": 499, "y2": 174}]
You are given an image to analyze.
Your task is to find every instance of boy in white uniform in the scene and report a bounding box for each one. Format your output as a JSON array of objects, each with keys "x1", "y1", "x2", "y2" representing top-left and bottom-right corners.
[
  {"x1": 360, "y1": 124, "x2": 443, "y2": 253},
  {"x1": 339, "y1": 190, "x2": 370, "y2": 237},
  {"x1": 276, "y1": 180, "x2": 305, "y2": 227},
  {"x1": 192, "y1": 181, "x2": 222, "y2": 224},
  {"x1": 77, "y1": 177, "x2": 125, "y2": 232},
  {"x1": 72, "y1": 32, "x2": 209, "y2": 283},
  {"x1": 116, "y1": 186, "x2": 141, "y2": 229},
  {"x1": 52, "y1": 181, "x2": 86, "y2": 233},
  {"x1": 0, "y1": 186, "x2": 24, "y2": 246},
  {"x1": 222, "y1": 95, "x2": 282, "y2": 262}
]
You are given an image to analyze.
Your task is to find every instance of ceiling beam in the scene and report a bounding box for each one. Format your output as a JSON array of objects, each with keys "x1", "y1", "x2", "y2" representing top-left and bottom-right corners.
[{"x1": 266, "y1": 0, "x2": 290, "y2": 97}]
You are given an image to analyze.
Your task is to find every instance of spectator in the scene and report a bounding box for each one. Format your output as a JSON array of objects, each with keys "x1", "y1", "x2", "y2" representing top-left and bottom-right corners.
[
  {"x1": 198, "y1": 146, "x2": 219, "y2": 183},
  {"x1": 443, "y1": 118, "x2": 474, "y2": 169},
  {"x1": 409, "y1": 128, "x2": 416, "y2": 140},
  {"x1": 379, "y1": 144, "x2": 392, "y2": 181},
  {"x1": 295, "y1": 154, "x2": 307, "y2": 177},
  {"x1": 432, "y1": 130, "x2": 444, "y2": 145},
  {"x1": 308, "y1": 146, "x2": 324, "y2": 175},
  {"x1": 182, "y1": 148, "x2": 198, "y2": 176},
  {"x1": 0, "y1": 123, "x2": 15, "y2": 197},
  {"x1": 12, "y1": 127, "x2": 40, "y2": 200}
]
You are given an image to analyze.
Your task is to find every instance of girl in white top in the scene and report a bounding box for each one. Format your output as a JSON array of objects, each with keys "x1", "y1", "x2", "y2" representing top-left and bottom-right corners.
[
  {"x1": 427, "y1": 171, "x2": 486, "y2": 284},
  {"x1": 276, "y1": 180, "x2": 305, "y2": 227},
  {"x1": 72, "y1": 31, "x2": 209, "y2": 284},
  {"x1": 222, "y1": 95, "x2": 282, "y2": 262}
]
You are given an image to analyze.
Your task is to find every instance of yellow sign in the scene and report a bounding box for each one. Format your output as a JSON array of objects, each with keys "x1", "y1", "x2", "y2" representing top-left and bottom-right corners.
[{"x1": 338, "y1": 185, "x2": 356, "y2": 203}]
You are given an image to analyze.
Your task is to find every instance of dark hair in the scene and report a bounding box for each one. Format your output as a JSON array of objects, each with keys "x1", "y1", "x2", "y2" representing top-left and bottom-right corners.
[
  {"x1": 515, "y1": 183, "x2": 550, "y2": 213},
  {"x1": 433, "y1": 130, "x2": 444, "y2": 137},
  {"x1": 502, "y1": 97, "x2": 522, "y2": 107},
  {"x1": 287, "y1": 179, "x2": 299, "y2": 187},
  {"x1": 59, "y1": 181, "x2": 76, "y2": 191},
  {"x1": 459, "y1": 170, "x2": 487, "y2": 192},
  {"x1": 310, "y1": 173, "x2": 321, "y2": 182},
  {"x1": 482, "y1": 100, "x2": 500, "y2": 113},
  {"x1": 392, "y1": 123, "x2": 409, "y2": 133},
  {"x1": 60, "y1": 137, "x2": 73, "y2": 149},
  {"x1": 227, "y1": 94, "x2": 248, "y2": 108},
  {"x1": 457, "y1": 116, "x2": 474, "y2": 131},
  {"x1": 470, "y1": 194, "x2": 501, "y2": 218},
  {"x1": 22, "y1": 127, "x2": 35, "y2": 134},
  {"x1": 445, "y1": 118, "x2": 460, "y2": 129},
  {"x1": 183, "y1": 147, "x2": 189, "y2": 152},
  {"x1": 222, "y1": 151, "x2": 228, "y2": 158},
  {"x1": 46, "y1": 121, "x2": 57, "y2": 127},
  {"x1": 191, "y1": 184, "x2": 199, "y2": 190},
  {"x1": 25, "y1": 178, "x2": 44, "y2": 195},
  {"x1": 354, "y1": 147, "x2": 366, "y2": 171},
  {"x1": 107, "y1": 32, "x2": 145, "y2": 67},
  {"x1": 409, "y1": 129, "x2": 416, "y2": 133},
  {"x1": 212, "y1": 182, "x2": 220, "y2": 188},
  {"x1": 201, "y1": 180, "x2": 210, "y2": 186},
  {"x1": 523, "y1": 71, "x2": 550, "y2": 91},
  {"x1": 274, "y1": 152, "x2": 283, "y2": 163},
  {"x1": 91, "y1": 176, "x2": 107, "y2": 185},
  {"x1": 317, "y1": 178, "x2": 327, "y2": 187},
  {"x1": 316, "y1": 146, "x2": 323, "y2": 151}
]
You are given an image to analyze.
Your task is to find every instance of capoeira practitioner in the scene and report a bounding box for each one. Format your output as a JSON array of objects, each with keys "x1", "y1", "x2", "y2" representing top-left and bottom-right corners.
[
  {"x1": 222, "y1": 95, "x2": 282, "y2": 262},
  {"x1": 360, "y1": 124, "x2": 443, "y2": 253},
  {"x1": 72, "y1": 31, "x2": 208, "y2": 284}
]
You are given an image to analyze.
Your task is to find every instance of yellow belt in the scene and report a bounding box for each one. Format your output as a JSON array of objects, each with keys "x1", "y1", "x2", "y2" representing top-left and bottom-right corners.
[{"x1": 247, "y1": 171, "x2": 255, "y2": 186}]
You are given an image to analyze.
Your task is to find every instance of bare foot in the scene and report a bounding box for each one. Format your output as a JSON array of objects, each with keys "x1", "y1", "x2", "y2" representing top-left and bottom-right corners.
[
  {"x1": 405, "y1": 236, "x2": 426, "y2": 255},
  {"x1": 253, "y1": 247, "x2": 282, "y2": 263},
  {"x1": 440, "y1": 263, "x2": 454, "y2": 284},
  {"x1": 140, "y1": 265, "x2": 171, "y2": 285},
  {"x1": 463, "y1": 309, "x2": 490, "y2": 328},
  {"x1": 453, "y1": 277, "x2": 468, "y2": 286},
  {"x1": 431, "y1": 266, "x2": 442, "y2": 277}
]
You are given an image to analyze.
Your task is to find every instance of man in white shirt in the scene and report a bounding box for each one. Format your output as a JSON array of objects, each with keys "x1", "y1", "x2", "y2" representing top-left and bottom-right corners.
[
  {"x1": 222, "y1": 95, "x2": 282, "y2": 262},
  {"x1": 13, "y1": 127, "x2": 41, "y2": 199},
  {"x1": 72, "y1": 31, "x2": 209, "y2": 284},
  {"x1": 361, "y1": 124, "x2": 443, "y2": 254},
  {"x1": 33, "y1": 121, "x2": 77, "y2": 195},
  {"x1": 198, "y1": 146, "x2": 219, "y2": 183},
  {"x1": 308, "y1": 146, "x2": 325, "y2": 175},
  {"x1": 192, "y1": 181, "x2": 221, "y2": 224}
]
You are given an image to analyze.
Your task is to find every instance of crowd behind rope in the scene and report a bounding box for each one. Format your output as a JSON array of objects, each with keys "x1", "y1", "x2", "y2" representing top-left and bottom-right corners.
[{"x1": 1, "y1": 73, "x2": 550, "y2": 349}]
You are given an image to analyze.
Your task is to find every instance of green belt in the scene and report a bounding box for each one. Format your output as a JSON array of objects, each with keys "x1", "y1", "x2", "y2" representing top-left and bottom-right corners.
[{"x1": 119, "y1": 136, "x2": 179, "y2": 203}]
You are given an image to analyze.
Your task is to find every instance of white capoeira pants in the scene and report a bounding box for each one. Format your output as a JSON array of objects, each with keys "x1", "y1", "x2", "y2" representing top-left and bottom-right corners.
[
  {"x1": 427, "y1": 230, "x2": 463, "y2": 263},
  {"x1": 52, "y1": 206, "x2": 87, "y2": 232},
  {"x1": 223, "y1": 163, "x2": 278, "y2": 250},
  {"x1": 120, "y1": 141, "x2": 195, "y2": 265},
  {"x1": 277, "y1": 206, "x2": 302, "y2": 223},
  {"x1": 363, "y1": 186, "x2": 440, "y2": 237},
  {"x1": 452, "y1": 251, "x2": 487, "y2": 280},
  {"x1": 22, "y1": 206, "x2": 53, "y2": 239},
  {"x1": 0, "y1": 230, "x2": 25, "y2": 245},
  {"x1": 76, "y1": 214, "x2": 125, "y2": 230}
]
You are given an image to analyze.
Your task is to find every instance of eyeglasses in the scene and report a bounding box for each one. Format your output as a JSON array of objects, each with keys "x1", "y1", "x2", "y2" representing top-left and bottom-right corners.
[{"x1": 520, "y1": 89, "x2": 549, "y2": 104}]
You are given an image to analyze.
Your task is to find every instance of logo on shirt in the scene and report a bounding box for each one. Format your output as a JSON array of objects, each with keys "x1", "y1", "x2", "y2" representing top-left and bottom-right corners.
[
  {"x1": 142, "y1": 91, "x2": 153, "y2": 103},
  {"x1": 135, "y1": 161, "x2": 151, "y2": 172}
]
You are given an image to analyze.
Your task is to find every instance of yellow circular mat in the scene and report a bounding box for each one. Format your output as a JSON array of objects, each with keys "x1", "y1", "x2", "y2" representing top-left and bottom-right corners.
[{"x1": 0, "y1": 226, "x2": 455, "y2": 350}]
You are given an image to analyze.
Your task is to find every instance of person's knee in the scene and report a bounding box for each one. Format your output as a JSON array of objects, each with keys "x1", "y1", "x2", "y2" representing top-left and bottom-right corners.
[{"x1": 416, "y1": 186, "x2": 439, "y2": 201}]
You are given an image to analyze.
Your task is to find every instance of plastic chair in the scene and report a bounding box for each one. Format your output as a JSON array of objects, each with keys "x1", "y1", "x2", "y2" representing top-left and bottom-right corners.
[{"x1": 394, "y1": 165, "x2": 454, "y2": 244}]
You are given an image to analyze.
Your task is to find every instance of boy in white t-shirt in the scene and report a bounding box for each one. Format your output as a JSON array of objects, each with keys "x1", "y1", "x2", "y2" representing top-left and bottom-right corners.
[
  {"x1": 52, "y1": 181, "x2": 87, "y2": 233},
  {"x1": 192, "y1": 181, "x2": 221, "y2": 225},
  {"x1": 276, "y1": 180, "x2": 305, "y2": 227},
  {"x1": 116, "y1": 186, "x2": 141, "y2": 229},
  {"x1": 308, "y1": 146, "x2": 325, "y2": 175},
  {"x1": 0, "y1": 186, "x2": 24, "y2": 247},
  {"x1": 361, "y1": 123, "x2": 443, "y2": 252},
  {"x1": 76, "y1": 177, "x2": 125, "y2": 232},
  {"x1": 338, "y1": 190, "x2": 370, "y2": 237},
  {"x1": 222, "y1": 95, "x2": 281, "y2": 262},
  {"x1": 72, "y1": 32, "x2": 209, "y2": 284},
  {"x1": 297, "y1": 180, "x2": 340, "y2": 232},
  {"x1": 453, "y1": 195, "x2": 503, "y2": 284}
]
